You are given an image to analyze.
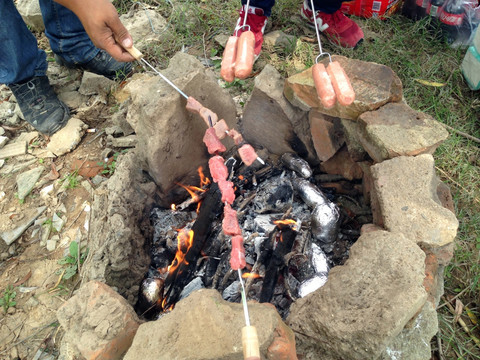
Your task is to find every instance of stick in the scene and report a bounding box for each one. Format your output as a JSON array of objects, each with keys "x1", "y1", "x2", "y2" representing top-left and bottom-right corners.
[
  {"x1": 435, "y1": 166, "x2": 480, "y2": 205},
  {"x1": 442, "y1": 296, "x2": 480, "y2": 349},
  {"x1": 443, "y1": 124, "x2": 480, "y2": 144}
]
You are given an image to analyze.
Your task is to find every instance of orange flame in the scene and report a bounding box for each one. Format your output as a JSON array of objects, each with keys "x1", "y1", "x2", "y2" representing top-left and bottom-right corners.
[
  {"x1": 171, "y1": 204, "x2": 177, "y2": 211},
  {"x1": 198, "y1": 166, "x2": 211, "y2": 187},
  {"x1": 273, "y1": 219, "x2": 297, "y2": 226},
  {"x1": 242, "y1": 272, "x2": 261, "y2": 279},
  {"x1": 167, "y1": 229, "x2": 194, "y2": 274}
]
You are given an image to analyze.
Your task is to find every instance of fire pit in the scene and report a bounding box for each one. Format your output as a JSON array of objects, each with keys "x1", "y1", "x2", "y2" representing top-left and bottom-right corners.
[{"x1": 59, "y1": 53, "x2": 458, "y2": 360}]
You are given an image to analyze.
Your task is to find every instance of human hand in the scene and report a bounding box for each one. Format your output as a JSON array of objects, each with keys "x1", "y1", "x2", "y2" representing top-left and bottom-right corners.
[{"x1": 54, "y1": 0, "x2": 135, "y2": 62}]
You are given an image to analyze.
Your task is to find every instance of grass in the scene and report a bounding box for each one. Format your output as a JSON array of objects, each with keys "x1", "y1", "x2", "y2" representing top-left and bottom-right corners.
[{"x1": 113, "y1": 1, "x2": 479, "y2": 357}]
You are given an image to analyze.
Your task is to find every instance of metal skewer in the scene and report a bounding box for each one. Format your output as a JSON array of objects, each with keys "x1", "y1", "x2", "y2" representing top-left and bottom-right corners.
[
  {"x1": 238, "y1": 269, "x2": 251, "y2": 326},
  {"x1": 309, "y1": 0, "x2": 332, "y2": 63},
  {"x1": 139, "y1": 58, "x2": 189, "y2": 99}
]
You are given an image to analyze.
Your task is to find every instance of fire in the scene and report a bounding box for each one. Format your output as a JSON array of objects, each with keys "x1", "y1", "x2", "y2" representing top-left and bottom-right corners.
[
  {"x1": 198, "y1": 166, "x2": 211, "y2": 187},
  {"x1": 171, "y1": 204, "x2": 177, "y2": 211},
  {"x1": 167, "y1": 229, "x2": 194, "y2": 274},
  {"x1": 242, "y1": 272, "x2": 261, "y2": 279},
  {"x1": 273, "y1": 219, "x2": 297, "y2": 226}
]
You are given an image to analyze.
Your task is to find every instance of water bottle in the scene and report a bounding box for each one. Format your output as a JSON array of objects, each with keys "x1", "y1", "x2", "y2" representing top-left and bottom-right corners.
[{"x1": 439, "y1": 0, "x2": 466, "y2": 43}]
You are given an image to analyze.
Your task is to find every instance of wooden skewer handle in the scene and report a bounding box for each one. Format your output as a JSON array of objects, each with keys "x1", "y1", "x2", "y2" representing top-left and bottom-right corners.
[
  {"x1": 124, "y1": 45, "x2": 143, "y2": 60},
  {"x1": 242, "y1": 326, "x2": 260, "y2": 360}
]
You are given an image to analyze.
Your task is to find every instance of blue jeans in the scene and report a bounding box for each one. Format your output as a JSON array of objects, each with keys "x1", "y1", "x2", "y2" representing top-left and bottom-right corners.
[
  {"x1": 242, "y1": 0, "x2": 343, "y2": 16},
  {"x1": 0, "y1": 0, "x2": 98, "y2": 85}
]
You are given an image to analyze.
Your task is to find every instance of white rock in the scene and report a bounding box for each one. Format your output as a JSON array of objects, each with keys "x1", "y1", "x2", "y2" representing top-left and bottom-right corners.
[
  {"x1": 40, "y1": 184, "x2": 54, "y2": 199},
  {"x1": 46, "y1": 239, "x2": 57, "y2": 251},
  {"x1": 46, "y1": 118, "x2": 88, "y2": 156},
  {"x1": 0, "y1": 136, "x2": 8, "y2": 149}
]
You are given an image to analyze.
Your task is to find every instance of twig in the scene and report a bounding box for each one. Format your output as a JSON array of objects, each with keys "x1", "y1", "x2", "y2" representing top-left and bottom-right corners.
[
  {"x1": 0, "y1": 322, "x2": 57, "y2": 355},
  {"x1": 435, "y1": 166, "x2": 480, "y2": 206},
  {"x1": 442, "y1": 296, "x2": 480, "y2": 349},
  {"x1": 437, "y1": 332, "x2": 445, "y2": 360},
  {"x1": 47, "y1": 269, "x2": 65, "y2": 293},
  {"x1": 86, "y1": 129, "x2": 105, "y2": 145},
  {"x1": 443, "y1": 123, "x2": 480, "y2": 144},
  {"x1": 436, "y1": 287, "x2": 469, "y2": 310}
]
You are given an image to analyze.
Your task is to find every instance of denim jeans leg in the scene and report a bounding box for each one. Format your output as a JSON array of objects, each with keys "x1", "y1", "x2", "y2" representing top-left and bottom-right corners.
[
  {"x1": 0, "y1": 0, "x2": 47, "y2": 85},
  {"x1": 311, "y1": 0, "x2": 344, "y2": 14},
  {"x1": 39, "y1": 0, "x2": 99, "y2": 65},
  {"x1": 242, "y1": 0, "x2": 276, "y2": 16}
]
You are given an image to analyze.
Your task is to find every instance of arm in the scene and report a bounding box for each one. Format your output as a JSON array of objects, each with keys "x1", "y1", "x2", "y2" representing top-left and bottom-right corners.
[{"x1": 54, "y1": 0, "x2": 135, "y2": 62}]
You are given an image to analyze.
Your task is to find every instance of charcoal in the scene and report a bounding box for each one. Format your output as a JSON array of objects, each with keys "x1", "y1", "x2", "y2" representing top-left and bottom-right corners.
[
  {"x1": 252, "y1": 176, "x2": 294, "y2": 213},
  {"x1": 281, "y1": 153, "x2": 312, "y2": 179},
  {"x1": 179, "y1": 277, "x2": 205, "y2": 301},
  {"x1": 222, "y1": 280, "x2": 241, "y2": 302},
  {"x1": 150, "y1": 207, "x2": 195, "y2": 245},
  {"x1": 253, "y1": 214, "x2": 280, "y2": 233}
]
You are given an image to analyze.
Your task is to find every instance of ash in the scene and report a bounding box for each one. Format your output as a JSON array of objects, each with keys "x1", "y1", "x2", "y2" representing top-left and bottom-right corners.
[{"x1": 136, "y1": 153, "x2": 371, "y2": 320}]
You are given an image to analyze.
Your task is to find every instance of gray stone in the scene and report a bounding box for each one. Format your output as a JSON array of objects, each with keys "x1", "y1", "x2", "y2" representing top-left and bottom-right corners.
[
  {"x1": 309, "y1": 110, "x2": 344, "y2": 162},
  {"x1": 91, "y1": 175, "x2": 107, "y2": 186},
  {"x1": 111, "y1": 135, "x2": 137, "y2": 148},
  {"x1": 381, "y1": 302, "x2": 438, "y2": 360},
  {"x1": 78, "y1": 72, "x2": 115, "y2": 96},
  {"x1": 284, "y1": 55, "x2": 403, "y2": 120},
  {"x1": 0, "y1": 136, "x2": 8, "y2": 149},
  {"x1": 52, "y1": 213, "x2": 65, "y2": 232},
  {"x1": 287, "y1": 230, "x2": 427, "y2": 360},
  {"x1": 17, "y1": 131, "x2": 39, "y2": 145},
  {"x1": 0, "y1": 158, "x2": 37, "y2": 175},
  {"x1": 120, "y1": 7, "x2": 167, "y2": 52},
  {"x1": 0, "y1": 127, "x2": 5, "y2": 136},
  {"x1": 16, "y1": 0, "x2": 45, "y2": 32},
  {"x1": 123, "y1": 52, "x2": 237, "y2": 206},
  {"x1": 264, "y1": 30, "x2": 297, "y2": 50},
  {"x1": 57, "y1": 90, "x2": 88, "y2": 109},
  {"x1": 0, "y1": 160, "x2": 4, "y2": 169},
  {"x1": 16, "y1": 166, "x2": 44, "y2": 200},
  {"x1": 341, "y1": 119, "x2": 368, "y2": 161},
  {"x1": 0, "y1": 140, "x2": 26, "y2": 159},
  {"x1": 46, "y1": 239, "x2": 57, "y2": 252},
  {"x1": 357, "y1": 102, "x2": 449, "y2": 162},
  {"x1": 214, "y1": 34, "x2": 230, "y2": 48},
  {"x1": 82, "y1": 151, "x2": 155, "y2": 304},
  {"x1": 0, "y1": 100, "x2": 15, "y2": 120},
  {"x1": 242, "y1": 64, "x2": 316, "y2": 163},
  {"x1": 57, "y1": 281, "x2": 141, "y2": 360},
  {"x1": 371, "y1": 154, "x2": 458, "y2": 248},
  {"x1": 0, "y1": 206, "x2": 47, "y2": 245},
  {"x1": 46, "y1": 118, "x2": 87, "y2": 156},
  {"x1": 125, "y1": 289, "x2": 295, "y2": 360}
]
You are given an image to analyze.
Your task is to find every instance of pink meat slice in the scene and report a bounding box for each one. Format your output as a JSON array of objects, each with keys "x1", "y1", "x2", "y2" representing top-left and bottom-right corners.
[
  {"x1": 203, "y1": 127, "x2": 226, "y2": 154},
  {"x1": 230, "y1": 235, "x2": 246, "y2": 270},
  {"x1": 213, "y1": 119, "x2": 229, "y2": 139},
  {"x1": 228, "y1": 129, "x2": 244, "y2": 145},
  {"x1": 186, "y1": 96, "x2": 202, "y2": 114},
  {"x1": 208, "y1": 155, "x2": 228, "y2": 183},
  {"x1": 218, "y1": 179, "x2": 235, "y2": 204},
  {"x1": 238, "y1": 144, "x2": 258, "y2": 166},
  {"x1": 222, "y1": 203, "x2": 241, "y2": 236}
]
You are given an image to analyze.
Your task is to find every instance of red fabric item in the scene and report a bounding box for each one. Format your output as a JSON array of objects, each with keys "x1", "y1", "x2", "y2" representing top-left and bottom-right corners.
[{"x1": 234, "y1": 5, "x2": 267, "y2": 57}]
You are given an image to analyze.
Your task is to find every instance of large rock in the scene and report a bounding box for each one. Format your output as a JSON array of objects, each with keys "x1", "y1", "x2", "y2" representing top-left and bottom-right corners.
[
  {"x1": 371, "y1": 154, "x2": 458, "y2": 248},
  {"x1": 125, "y1": 289, "x2": 296, "y2": 360},
  {"x1": 57, "y1": 281, "x2": 141, "y2": 360},
  {"x1": 82, "y1": 150, "x2": 155, "y2": 304},
  {"x1": 287, "y1": 230, "x2": 427, "y2": 360},
  {"x1": 284, "y1": 55, "x2": 403, "y2": 120},
  {"x1": 357, "y1": 102, "x2": 449, "y2": 162},
  {"x1": 123, "y1": 52, "x2": 237, "y2": 205},
  {"x1": 309, "y1": 110, "x2": 344, "y2": 162},
  {"x1": 242, "y1": 65, "x2": 317, "y2": 164},
  {"x1": 16, "y1": 0, "x2": 45, "y2": 32},
  {"x1": 120, "y1": 6, "x2": 168, "y2": 52}
]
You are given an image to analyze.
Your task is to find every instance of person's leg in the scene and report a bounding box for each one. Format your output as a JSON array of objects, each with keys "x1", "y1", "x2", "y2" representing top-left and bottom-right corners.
[
  {"x1": 235, "y1": 1, "x2": 275, "y2": 56},
  {"x1": 301, "y1": 0, "x2": 364, "y2": 48},
  {"x1": 0, "y1": 0, "x2": 47, "y2": 84},
  {"x1": 39, "y1": 0, "x2": 131, "y2": 79}
]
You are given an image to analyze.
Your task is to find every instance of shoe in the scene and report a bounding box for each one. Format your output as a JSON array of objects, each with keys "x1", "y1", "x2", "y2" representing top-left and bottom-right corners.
[
  {"x1": 9, "y1": 76, "x2": 70, "y2": 136},
  {"x1": 301, "y1": 0, "x2": 364, "y2": 48},
  {"x1": 55, "y1": 49, "x2": 132, "y2": 80},
  {"x1": 234, "y1": 5, "x2": 268, "y2": 57}
]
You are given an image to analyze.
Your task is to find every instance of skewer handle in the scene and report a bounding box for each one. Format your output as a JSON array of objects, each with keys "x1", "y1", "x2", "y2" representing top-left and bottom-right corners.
[
  {"x1": 242, "y1": 326, "x2": 260, "y2": 360},
  {"x1": 124, "y1": 45, "x2": 144, "y2": 60}
]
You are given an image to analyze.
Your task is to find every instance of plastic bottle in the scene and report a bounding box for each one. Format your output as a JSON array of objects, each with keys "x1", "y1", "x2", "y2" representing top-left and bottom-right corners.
[
  {"x1": 428, "y1": 0, "x2": 445, "y2": 17},
  {"x1": 439, "y1": 0, "x2": 466, "y2": 43},
  {"x1": 416, "y1": 0, "x2": 431, "y2": 18},
  {"x1": 402, "y1": 0, "x2": 418, "y2": 19}
]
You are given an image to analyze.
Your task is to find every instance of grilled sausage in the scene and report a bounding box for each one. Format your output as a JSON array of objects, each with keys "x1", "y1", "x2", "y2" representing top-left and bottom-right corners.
[
  {"x1": 312, "y1": 63, "x2": 336, "y2": 109},
  {"x1": 234, "y1": 31, "x2": 255, "y2": 80},
  {"x1": 221, "y1": 36, "x2": 238, "y2": 83},
  {"x1": 326, "y1": 61, "x2": 355, "y2": 106}
]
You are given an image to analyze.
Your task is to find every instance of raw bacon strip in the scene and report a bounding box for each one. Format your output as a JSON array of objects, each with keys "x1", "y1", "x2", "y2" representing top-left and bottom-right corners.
[
  {"x1": 213, "y1": 119, "x2": 229, "y2": 140},
  {"x1": 220, "y1": 36, "x2": 238, "y2": 83},
  {"x1": 208, "y1": 155, "x2": 228, "y2": 183},
  {"x1": 312, "y1": 63, "x2": 336, "y2": 109},
  {"x1": 326, "y1": 61, "x2": 355, "y2": 106},
  {"x1": 238, "y1": 144, "x2": 258, "y2": 166},
  {"x1": 222, "y1": 203, "x2": 241, "y2": 236},
  {"x1": 203, "y1": 127, "x2": 226, "y2": 155},
  {"x1": 227, "y1": 129, "x2": 244, "y2": 146},
  {"x1": 218, "y1": 179, "x2": 235, "y2": 204},
  {"x1": 230, "y1": 235, "x2": 246, "y2": 270}
]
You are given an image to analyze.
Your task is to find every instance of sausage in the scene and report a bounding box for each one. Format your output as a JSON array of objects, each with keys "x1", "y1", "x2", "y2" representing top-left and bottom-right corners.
[
  {"x1": 326, "y1": 61, "x2": 355, "y2": 106},
  {"x1": 230, "y1": 235, "x2": 246, "y2": 270},
  {"x1": 220, "y1": 36, "x2": 238, "y2": 83},
  {"x1": 234, "y1": 31, "x2": 255, "y2": 80},
  {"x1": 312, "y1": 63, "x2": 336, "y2": 109}
]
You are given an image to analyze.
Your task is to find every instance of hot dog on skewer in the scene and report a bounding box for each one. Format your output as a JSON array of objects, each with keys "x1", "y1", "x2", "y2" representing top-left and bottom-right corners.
[
  {"x1": 221, "y1": 36, "x2": 238, "y2": 83},
  {"x1": 234, "y1": 31, "x2": 255, "y2": 80},
  {"x1": 326, "y1": 61, "x2": 355, "y2": 106},
  {"x1": 312, "y1": 63, "x2": 336, "y2": 109}
]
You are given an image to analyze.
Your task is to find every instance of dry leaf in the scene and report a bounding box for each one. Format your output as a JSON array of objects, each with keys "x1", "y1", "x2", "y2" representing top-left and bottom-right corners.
[
  {"x1": 465, "y1": 306, "x2": 478, "y2": 325},
  {"x1": 454, "y1": 298, "x2": 464, "y2": 323},
  {"x1": 414, "y1": 79, "x2": 446, "y2": 87},
  {"x1": 12, "y1": 270, "x2": 32, "y2": 287}
]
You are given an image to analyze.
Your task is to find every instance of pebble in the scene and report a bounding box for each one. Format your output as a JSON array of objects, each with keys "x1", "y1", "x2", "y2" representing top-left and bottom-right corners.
[{"x1": 46, "y1": 239, "x2": 57, "y2": 252}]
